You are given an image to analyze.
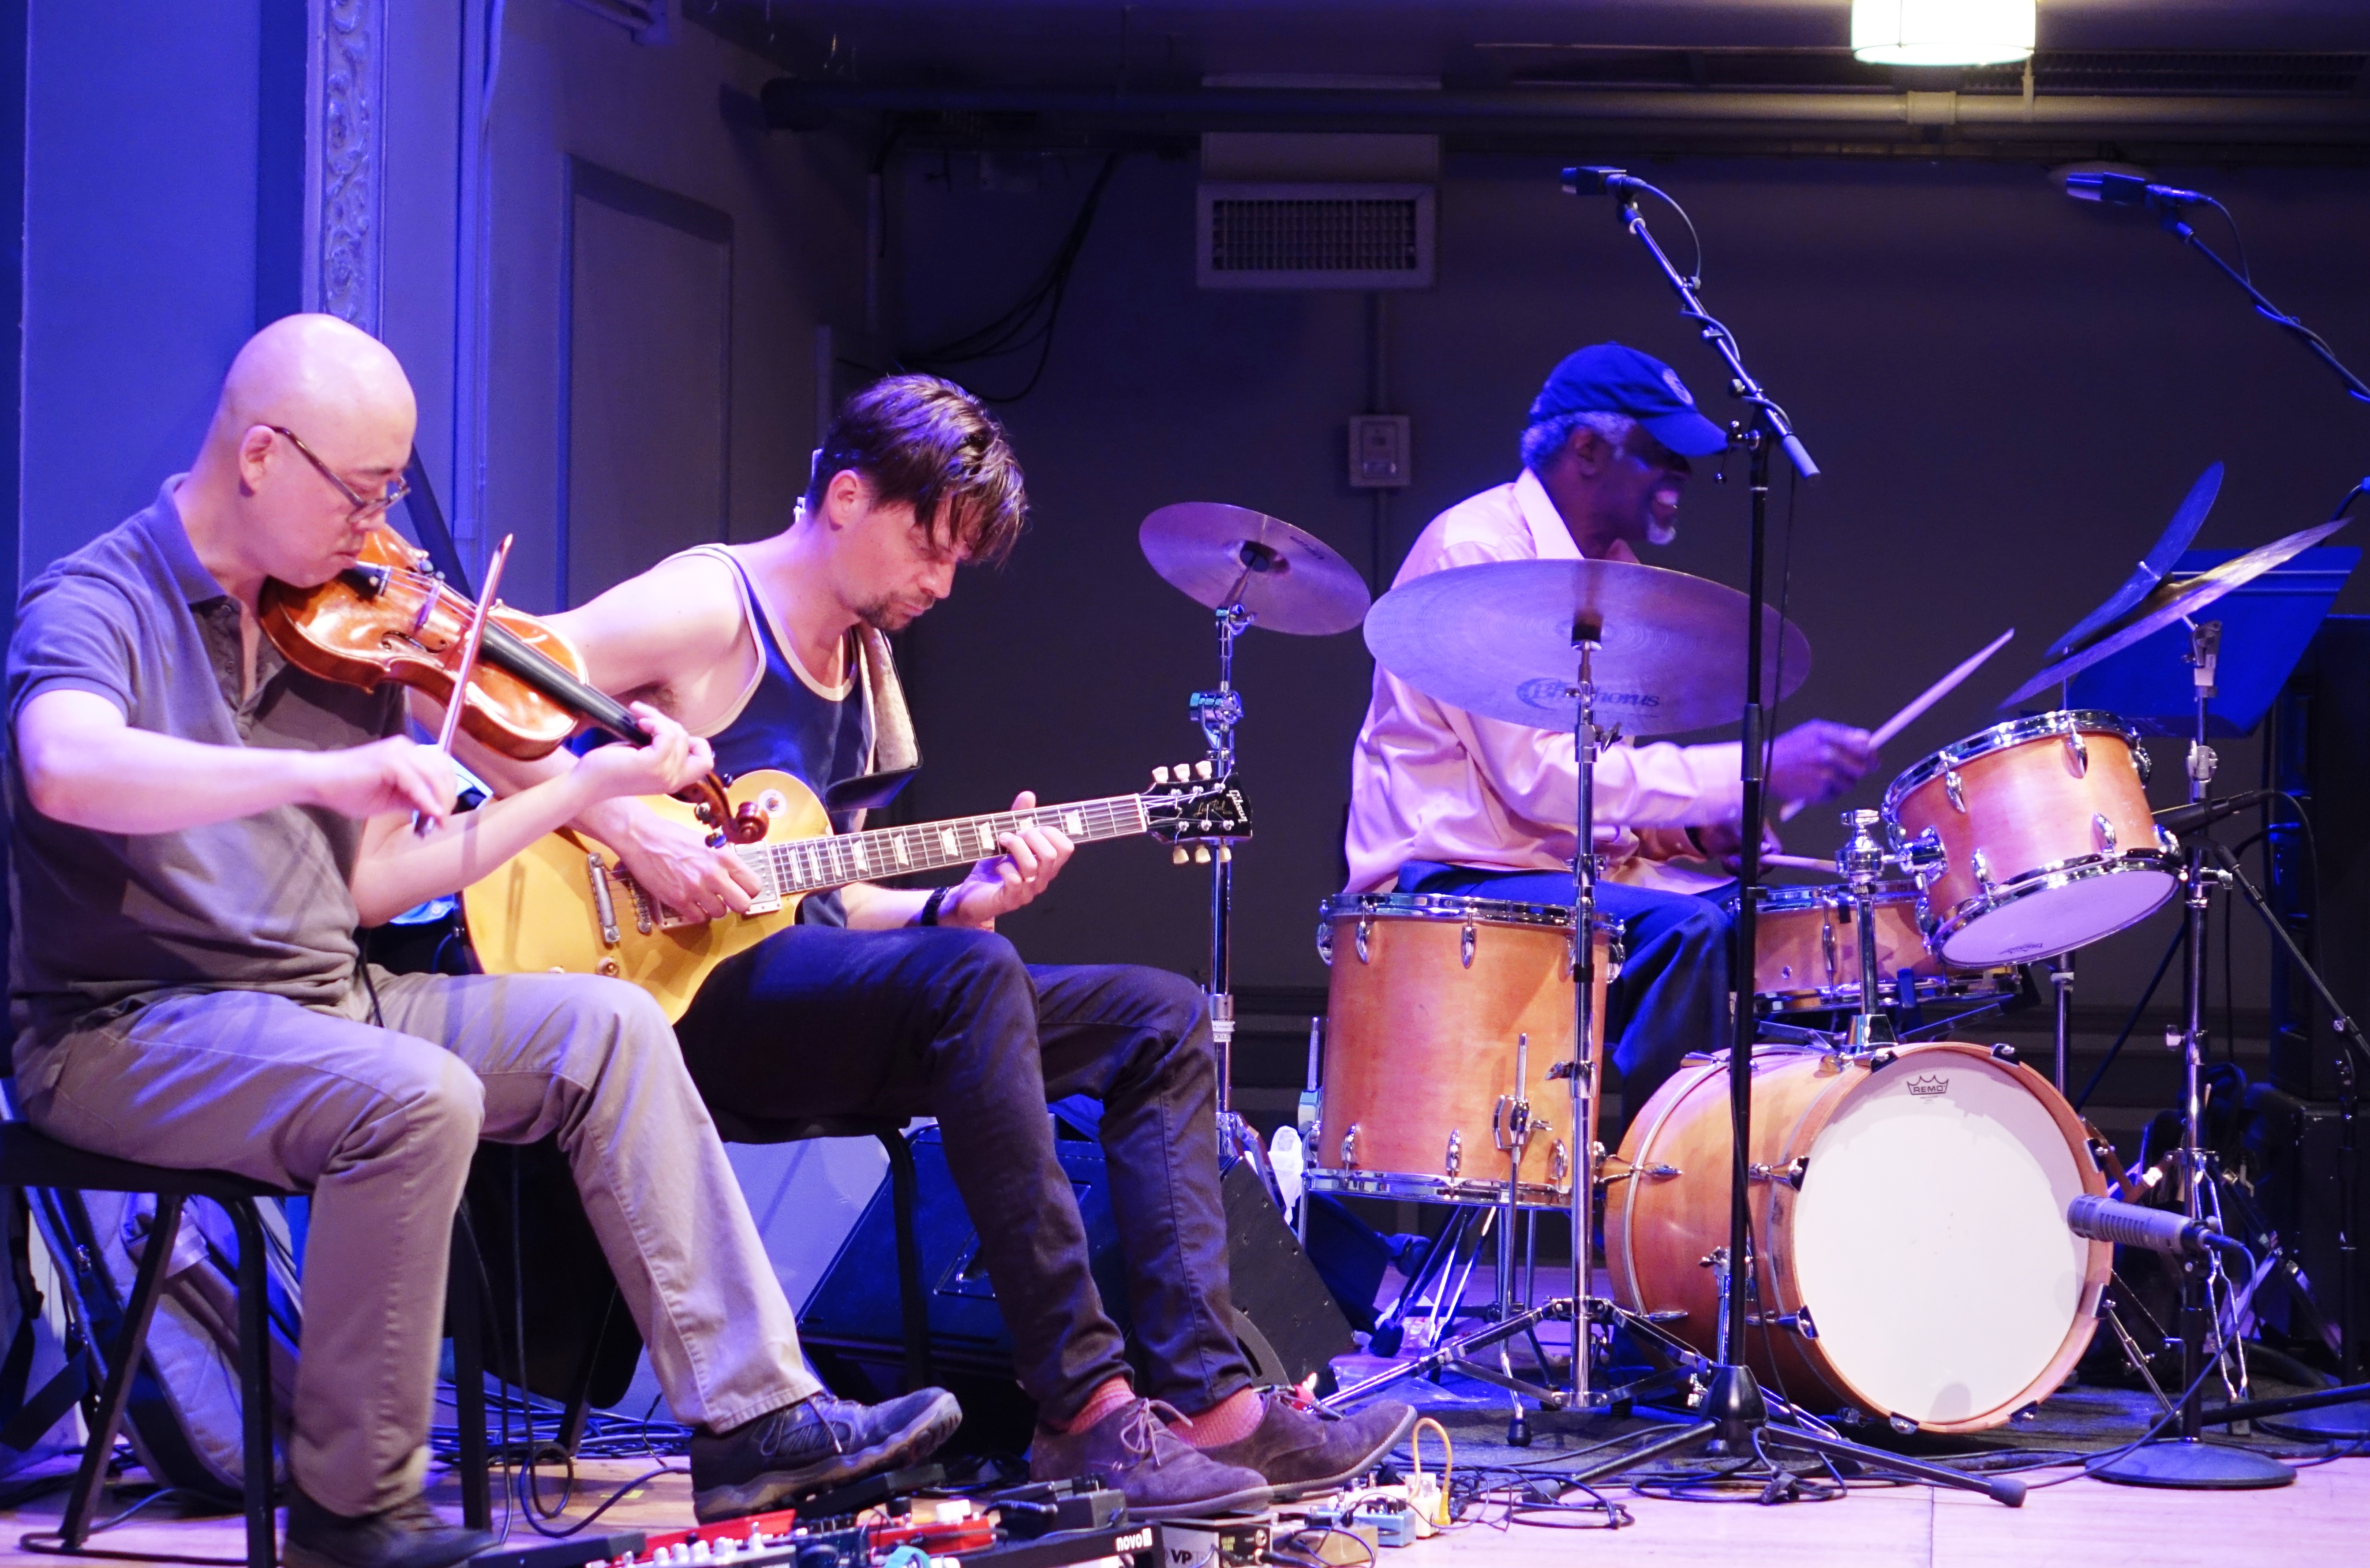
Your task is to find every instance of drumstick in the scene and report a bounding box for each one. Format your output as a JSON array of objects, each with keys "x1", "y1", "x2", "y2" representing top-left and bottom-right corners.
[
  {"x1": 1763, "y1": 853, "x2": 1834, "y2": 872},
  {"x1": 1776, "y1": 628, "x2": 2014, "y2": 823}
]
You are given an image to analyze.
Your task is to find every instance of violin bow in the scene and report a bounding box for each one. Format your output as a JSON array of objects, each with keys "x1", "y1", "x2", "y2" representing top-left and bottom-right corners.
[{"x1": 413, "y1": 532, "x2": 514, "y2": 835}]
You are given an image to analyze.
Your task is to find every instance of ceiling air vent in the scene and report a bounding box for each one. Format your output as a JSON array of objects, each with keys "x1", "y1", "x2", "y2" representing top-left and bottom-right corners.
[{"x1": 1197, "y1": 183, "x2": 1435, "y2": 290}]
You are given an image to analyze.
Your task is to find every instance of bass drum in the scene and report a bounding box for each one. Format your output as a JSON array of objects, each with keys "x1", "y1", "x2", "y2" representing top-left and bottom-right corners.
[{"x1": 1604, "y1": 1042, "x2": 2111, "y2": 1433}]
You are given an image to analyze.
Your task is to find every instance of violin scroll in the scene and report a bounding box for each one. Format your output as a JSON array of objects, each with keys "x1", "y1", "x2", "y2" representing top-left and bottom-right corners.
[{"x1": 687, "y1": 775, "x2": 770, "y2": 846}]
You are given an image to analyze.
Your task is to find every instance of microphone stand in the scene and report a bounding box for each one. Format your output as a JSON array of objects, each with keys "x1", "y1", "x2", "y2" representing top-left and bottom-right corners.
[
  {"x1": 1552, "y1": 171, "x2": 2018, "y2": 1505},
  {"x1": 2136, "y1": 197, "x2": 2370, "y2": 408}
]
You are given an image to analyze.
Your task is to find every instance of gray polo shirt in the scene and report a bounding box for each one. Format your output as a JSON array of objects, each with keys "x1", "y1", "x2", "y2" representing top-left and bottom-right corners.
[{"x1": 5, "y1": 479, "x2": 404, "y2": 1070}]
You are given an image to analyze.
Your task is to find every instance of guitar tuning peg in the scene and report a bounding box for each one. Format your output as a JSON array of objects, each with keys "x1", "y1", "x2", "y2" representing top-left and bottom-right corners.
[
  {"x1": 1152, "y1": 766, "x2": 1170, "y2": 784},
  {"x1": 1171, "y1": 845, "x2": 1191, "y2": 866},
  {"x1": 1193, "y1": 845, "x2": 1212, "y2": 865},
  {"x1": 1195, "y1": 760, "x2": 1215, "y2": 780},
  {"x1": 1217, "y1": 846, "x2": 1232, "y2": 863},
  {"x1": 1174, "y1": 763, "x2": 1194, "y2": 781}
]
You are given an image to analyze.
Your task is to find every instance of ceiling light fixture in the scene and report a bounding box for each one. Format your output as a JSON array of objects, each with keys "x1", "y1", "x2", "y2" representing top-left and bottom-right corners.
[{"x1": 1851, "y1": 0, "x2": 2037, "y2": 68}]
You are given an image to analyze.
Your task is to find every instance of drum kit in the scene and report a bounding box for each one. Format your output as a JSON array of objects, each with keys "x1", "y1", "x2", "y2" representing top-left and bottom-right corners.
[{"x1": 1140, "y1": 480, "x2": 2360, "y2": 1462}]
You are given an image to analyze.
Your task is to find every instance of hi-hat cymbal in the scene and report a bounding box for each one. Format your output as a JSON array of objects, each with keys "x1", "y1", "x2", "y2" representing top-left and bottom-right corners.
[
  {"x1": 1365, "y1": 558, "x2": 1810, "y2": 737},
  {"x1": 1139, "y1": 503, "x2": 1371, "y2": 636},
  {"x1": 2000, "y1": 517, "x2": 2350, "y2": 709}
]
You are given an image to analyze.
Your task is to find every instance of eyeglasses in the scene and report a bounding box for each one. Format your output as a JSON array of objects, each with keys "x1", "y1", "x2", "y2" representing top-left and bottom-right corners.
[{"x1": 269, "y1": 426, "x2": 410, "y2": 521}]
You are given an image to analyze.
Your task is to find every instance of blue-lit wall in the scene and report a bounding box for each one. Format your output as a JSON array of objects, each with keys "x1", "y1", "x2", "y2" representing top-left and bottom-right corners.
[{"x1": 17, "y1": 1, "x2": 272, "y2": 573}]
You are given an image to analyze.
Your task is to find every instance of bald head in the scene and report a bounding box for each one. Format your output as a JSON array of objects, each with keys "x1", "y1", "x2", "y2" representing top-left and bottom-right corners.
[
  {"x1": 207, "y1": 313, "x2": 416, "y2": 462},
  {"x1": 176, "y1": 315, "x2": 420, "y2": 604}
]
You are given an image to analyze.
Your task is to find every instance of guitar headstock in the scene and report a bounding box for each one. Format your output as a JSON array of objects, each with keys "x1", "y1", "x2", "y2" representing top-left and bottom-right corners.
[{"x1": 1142, "y1": 762, "x2": 1254, "y2": 846}]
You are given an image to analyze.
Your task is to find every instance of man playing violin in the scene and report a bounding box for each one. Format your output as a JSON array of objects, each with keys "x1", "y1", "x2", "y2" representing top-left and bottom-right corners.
[
  {"x1": 456, "y1": 374, "x2": 1412, "y2": 1520},
  {"x1": 5, "y1": 316, "x2": 962, "y2": 1568}
]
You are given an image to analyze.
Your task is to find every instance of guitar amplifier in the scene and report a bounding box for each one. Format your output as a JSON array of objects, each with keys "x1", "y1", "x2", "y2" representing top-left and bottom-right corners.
[
  {"x1": 2266, "y1": 615, "x2": 2370, "y2": 1102},
  {"x1": 2241, "y1": 1084, "x2": 2370, "y2": 1376}
]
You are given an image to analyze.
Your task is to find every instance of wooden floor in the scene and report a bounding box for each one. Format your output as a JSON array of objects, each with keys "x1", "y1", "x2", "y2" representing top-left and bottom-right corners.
[{"x1": 0, "y1": 1449, "x2": 2362, "y2": 1568}]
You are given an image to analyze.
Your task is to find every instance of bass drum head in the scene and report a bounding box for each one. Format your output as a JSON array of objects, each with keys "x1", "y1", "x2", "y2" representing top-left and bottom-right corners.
[
  {"x1": 1790, "y1": 1052, "x2": 2097, "y2": 1427},
  {"x1": 1936, "y1": 866, "x2": 2178, "y2": 966}
]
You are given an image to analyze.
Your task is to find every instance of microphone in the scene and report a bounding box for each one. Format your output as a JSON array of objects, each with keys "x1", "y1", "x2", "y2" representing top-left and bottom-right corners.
[
  {"x1": 2065, "y1": 171, "x2": 2212, "y2": 208},
  {"x1": 1562, "y1": 165, "x2": 1649, "y2": 196},
  {"x1": 2153, "y1": 788, "x2": 2273, "y2": 838},
  {"x1": 2067, "y1": 1194, "x2": 2247, "y2": 1257}
]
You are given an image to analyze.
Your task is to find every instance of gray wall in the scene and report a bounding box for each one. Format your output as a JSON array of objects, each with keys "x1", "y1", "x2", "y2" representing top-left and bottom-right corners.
[{"x1": 890, "y1": 150, "x2": 2370, "y2": 1021}]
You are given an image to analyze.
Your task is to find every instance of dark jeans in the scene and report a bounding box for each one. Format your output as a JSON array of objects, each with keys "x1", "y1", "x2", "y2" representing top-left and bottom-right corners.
[
  {"x1": 672, "y1": 924, "x2": 1253, "y2": 1425},
  {"x1": 1396, "y1": 861, "x2": 1734, "y2": 1121}
]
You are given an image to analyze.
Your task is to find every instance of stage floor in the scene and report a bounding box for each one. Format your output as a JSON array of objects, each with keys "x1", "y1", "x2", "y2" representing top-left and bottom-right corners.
[{"x1": 0, "y1": 1436, "x2": 2361, "y2": 1568}]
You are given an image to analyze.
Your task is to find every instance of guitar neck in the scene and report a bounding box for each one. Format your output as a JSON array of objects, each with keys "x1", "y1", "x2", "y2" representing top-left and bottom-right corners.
[{"x1": 742, "y1": 796, "x2": 1154, "y2": 896}]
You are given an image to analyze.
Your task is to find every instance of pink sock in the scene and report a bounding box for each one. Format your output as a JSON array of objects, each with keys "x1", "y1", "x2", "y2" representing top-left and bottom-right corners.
[
  {"x1": 1173, "y1": 1387, "x2": 1264, "y2": 1448},
  {"x1": 1063, "y1": 1377, "x2": 1136, "y2": 1435}
]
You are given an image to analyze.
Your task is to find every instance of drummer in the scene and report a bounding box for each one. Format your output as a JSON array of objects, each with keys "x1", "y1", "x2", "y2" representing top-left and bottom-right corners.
[{"x1": 1344, "y1": 342, "x2": 1879, "y2": 1120}]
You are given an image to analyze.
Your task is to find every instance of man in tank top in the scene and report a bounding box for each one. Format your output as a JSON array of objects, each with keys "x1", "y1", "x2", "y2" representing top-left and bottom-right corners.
[{"x1": 459, "y1": 376, "x2": 1412, "y2": 1520}]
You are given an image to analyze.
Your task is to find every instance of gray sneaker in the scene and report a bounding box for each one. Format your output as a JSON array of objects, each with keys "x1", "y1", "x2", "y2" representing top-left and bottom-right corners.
[
  {"x1": 1028, "y1": 1398, "x2": 1273, "y2": 1522},
  {"x1": 689, "y1": 1387, "x2": 962, "y2": 1522},
  {"x1": 1194, "y1": 1390, "x2": 1416, "y2": 1501}
]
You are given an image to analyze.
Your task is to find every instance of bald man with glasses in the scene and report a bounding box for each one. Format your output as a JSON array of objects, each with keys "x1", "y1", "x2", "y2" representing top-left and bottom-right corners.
[{"x1": 6, "y1": 315, "x2": 960, "y2": 1568}]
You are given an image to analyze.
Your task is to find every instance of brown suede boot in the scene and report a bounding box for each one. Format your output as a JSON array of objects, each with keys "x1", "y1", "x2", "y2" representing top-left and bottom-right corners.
[
  {"x1": 1029, "y1": 1397, "x2": 1274, "y2": 1521},
  {"x1": 1193, "y1": 1390, "x2": 1417, "y2": 1501}
]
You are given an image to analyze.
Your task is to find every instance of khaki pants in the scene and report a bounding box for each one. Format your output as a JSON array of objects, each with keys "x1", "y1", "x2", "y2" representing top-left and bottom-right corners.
[{"x1": 15, "y1": 969, "x2": 817, "y2": 1516}]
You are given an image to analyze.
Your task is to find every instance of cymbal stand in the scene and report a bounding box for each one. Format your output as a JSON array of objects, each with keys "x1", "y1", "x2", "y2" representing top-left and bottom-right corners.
[
  {"x1": 1569, "y1": 170, "x2": 2016, "y2": 1504},
  {"x1": 1190, "y1": 573, "x2": 1258, "y2": 1164},
  {"x1": 2090, "y1": 621, "x2": 2293, "y2": 1488},
  {"x1": 2053, "y1": 679, "x2": 2077, "y2": 1094}
]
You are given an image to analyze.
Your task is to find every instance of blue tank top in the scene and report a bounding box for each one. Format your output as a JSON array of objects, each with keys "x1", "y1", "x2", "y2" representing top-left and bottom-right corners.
[{"x1": 697, "y1": 548, "x2": 875, "y2": 924}]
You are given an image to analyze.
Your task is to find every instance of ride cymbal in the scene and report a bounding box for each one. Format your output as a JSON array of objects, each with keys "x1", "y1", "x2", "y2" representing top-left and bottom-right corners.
[{"x1": 1365, "y1": 557, "x2": 1809, "y2": 737}]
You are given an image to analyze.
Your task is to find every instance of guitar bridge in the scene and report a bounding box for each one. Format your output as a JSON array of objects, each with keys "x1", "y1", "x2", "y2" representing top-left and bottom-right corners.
[{"x1": 584, "y1": 855, "x2": 622, "y2": 947}]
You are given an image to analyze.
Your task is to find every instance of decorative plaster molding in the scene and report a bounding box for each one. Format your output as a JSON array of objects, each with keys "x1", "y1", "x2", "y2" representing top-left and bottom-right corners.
[{"x1": 305, "y1": 0, "x2": 384, "y2": 332}]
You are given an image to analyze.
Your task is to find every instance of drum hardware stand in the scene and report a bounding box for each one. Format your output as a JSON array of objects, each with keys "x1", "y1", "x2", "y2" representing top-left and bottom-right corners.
[
  {"x1": 1190, "y1": 584, "x2": 1257, "y2": 1162},
  {"x1": 1568, "y1": 165, "x2": 2020, "y2": 1506},
  {"x1": 2089, "y1": 620, "x2": 2295, "y2": 1488}
]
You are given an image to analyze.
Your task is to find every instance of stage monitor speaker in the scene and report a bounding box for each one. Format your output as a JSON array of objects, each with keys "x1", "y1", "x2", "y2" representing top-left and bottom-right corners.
[
  {"x1": 800, "y1": 1126, "x2": 1354, "y2": 1452},
  {"x1": 2241, "y1": 1084, "x2": 2370, "y2": 1371},
  {"x1": 2266, "y1": 614, "x2": 2370, "y2": 1102}
]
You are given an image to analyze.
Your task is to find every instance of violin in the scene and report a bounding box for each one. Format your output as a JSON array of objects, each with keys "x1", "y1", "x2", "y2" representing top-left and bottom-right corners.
[{"x1": 258, "y1": 529, "x2": 768, "y2": 844}]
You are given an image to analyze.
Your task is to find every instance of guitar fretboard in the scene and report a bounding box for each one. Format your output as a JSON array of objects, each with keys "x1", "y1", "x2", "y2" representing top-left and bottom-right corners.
[{"x1": 739, "y1": 795, "x2": 1154, "y2": 898}]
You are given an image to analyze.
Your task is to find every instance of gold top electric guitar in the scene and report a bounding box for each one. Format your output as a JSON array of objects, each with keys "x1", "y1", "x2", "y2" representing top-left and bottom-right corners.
[{"x1": 460, "y1": 766, "x2": 1252, "y2": 1020}]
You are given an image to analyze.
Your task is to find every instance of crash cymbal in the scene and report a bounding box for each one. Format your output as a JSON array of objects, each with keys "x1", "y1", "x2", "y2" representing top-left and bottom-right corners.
[
  {"x1": 1364, "y1": 557, "x2": 1810, "y2": 737},
  {"x1": 2001, "y1": 516, "x2": 2351, "y2": 710},
  {"x1": 1139, "y1": 503, "x2": 1371, "y2": 636},
  {"x1": 2045, "y1": 460, "x2": 2224, "y2": 662}
]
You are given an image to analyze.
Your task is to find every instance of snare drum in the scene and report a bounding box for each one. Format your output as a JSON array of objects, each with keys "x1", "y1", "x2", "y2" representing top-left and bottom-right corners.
[
  {"x1": 1885, "y1": 711, "x2": 2177, "y2": 967},
  {"x1": 1307, "y1": 894, "x2": 1620, "y2": 1208},
  {"x1": 1741, "y1": 883, "x2": 2018, "y2": 1014},
  {"x1": 1605, "y1": 1041, "x2": 2111, "y2": 1432}
]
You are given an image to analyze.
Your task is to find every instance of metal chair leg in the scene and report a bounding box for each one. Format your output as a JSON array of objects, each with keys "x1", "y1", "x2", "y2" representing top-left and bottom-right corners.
[
  {"x1": 225, "y1": 1199, "x2": 277, "y2": 1568},
  {"x1": 449, "y1": 1207, "x2": 491, "y2": 1531},
  {"x1": 876, "y1": 1131, "x2": 933, "y2": 1392},
  {"x1": 62, "y1": 1193, "x2": 187, "y2": 1549}
]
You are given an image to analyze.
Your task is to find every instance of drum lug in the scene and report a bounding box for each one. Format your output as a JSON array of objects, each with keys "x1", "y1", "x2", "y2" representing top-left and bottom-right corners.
[
  {"x1": 1547, "y1": 1139, "x2": 1570, "y2": 1192},
  {"x1": 1942, "y1": 768, "x2": 1966, "y2": 813},
  {"x1": 1355, "y1": 917, "x2": 1372, "y2": 965},
  {"x1": 1444, "y1": 1128, "x2": 1462, "y2": 1177},
  {"x1": 1899, "y1": 825, "x2": 1946, "y2": 884},
  {"x1": 2134, "y1": 743, "x2": 2153, "y2": 783},
  {"x1": 1315, "y1": 919, "x2": 1333, "y2": 966},
  {"x1": 2063, "y1": 730, "x2": 2089, "y2": 777},
  {"x1": 2093, "y1": 812, "x2": 2116, "y2": 853},
  {"x1": 1746, "y1": 1305, "x2": 1818, "y2": 1341},
  {"x1": 1341, "y1": 1124, "x2": 1360, "y2": 1167},
  {"x1": 2157, "y1": 823, "x2": 2179, "y2": 857},
  {"x1": 1991, "y1": 1041, "x2": 2018, "y2": 1062},
  {"x1": 1866, "y1": 1048, "x2": 1898, "y2": 1073},
  {"x1": 1461, "y1": 921, "x2": 1475, "y2": 968},
  {"x1": 1308, "y1": 1118, "x2": 1323, "y2": 1161},
  {"x1": 1747, "y1": 1156, "x2": 1808, "y2": 1190},
  {"x1": 1970, "y1": 847, "x2": 1994, "y2": 894}
]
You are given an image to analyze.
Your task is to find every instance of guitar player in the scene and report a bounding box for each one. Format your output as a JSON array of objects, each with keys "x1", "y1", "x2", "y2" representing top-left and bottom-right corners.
[{"x1": 452, "y1": 374, "x2": 1414, "y2": 1519}]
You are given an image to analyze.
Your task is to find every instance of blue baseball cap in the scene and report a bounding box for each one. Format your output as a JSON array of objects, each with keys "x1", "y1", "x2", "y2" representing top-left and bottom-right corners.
[{"x1": 1528, "y1": 342, "x2": 1730, "y2": 458}]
